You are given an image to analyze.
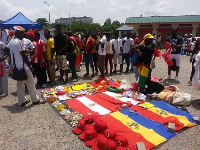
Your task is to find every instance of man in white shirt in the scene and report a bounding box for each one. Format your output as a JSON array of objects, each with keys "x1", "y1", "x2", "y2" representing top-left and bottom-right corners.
[
  {"x1": 0, "y1": 41, "x2": 8, "y2": 97},
  {"x1": 97, "y1": 35, "x2": 106, "y2": 78},
  {"x1": 112, "y1": 32, "x2": 122, "y2": 74},
  {"x1": 7, "y1": 26, "x2": 45, "y2": 106},
  {"x1": 122, "y1": 32, "x2": 134, "y2": 73}
]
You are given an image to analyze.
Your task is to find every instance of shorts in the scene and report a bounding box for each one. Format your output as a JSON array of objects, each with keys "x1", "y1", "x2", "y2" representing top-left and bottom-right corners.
[
  {"x1": 98, "y1": 55, "x2": 106, "y2": 68},
  {"x1": 56, "y1": 55, "x2": 69, "y2": 70},
  {"x1": 169, "y1": 54, "x2": 181, "y2": 66},
  {"x1": 113, "y1": 53, "x2": 122, "y2": 64}
]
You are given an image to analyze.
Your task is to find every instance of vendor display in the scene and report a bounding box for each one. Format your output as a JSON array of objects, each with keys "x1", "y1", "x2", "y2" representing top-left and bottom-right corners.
[{"x1": 41, "y1": 78, "x2": 199, "y2": 150}]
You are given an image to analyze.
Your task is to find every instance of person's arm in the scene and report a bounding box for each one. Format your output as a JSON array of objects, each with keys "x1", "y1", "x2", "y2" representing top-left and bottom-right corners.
[{"x1": 130, "y1": 44, "x2": 144, "y2": 56}]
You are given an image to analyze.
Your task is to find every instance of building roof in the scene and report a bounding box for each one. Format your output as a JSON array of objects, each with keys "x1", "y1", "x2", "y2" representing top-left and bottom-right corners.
[
  {"x1": 126, "y1": 15, "x2": 200, "y2": 24},
  {"x1": 116, "y1": 25, "x2": 133, "y2": 31}
]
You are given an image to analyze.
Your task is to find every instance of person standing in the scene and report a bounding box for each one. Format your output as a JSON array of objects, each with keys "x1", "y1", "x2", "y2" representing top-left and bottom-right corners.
[
  {"x1": 44, "y1": 29, "x2": 56, "y2": 85},
  {"x1": 33, "y1": 32, "x2": 47, "y2": 88},
  {"x1": 92, "y1": 33, "x2": 99, "y2": 74},
  {"x1": 7, "y1": 26, "x2": 45, "y2": 106},
  {"x1": 122, "y1": 32, "x2": 134, "y2": 73},
  {"x1": 112, "y1": 32, "x2": 123, "y2": 74},
  {"x1": 130, "y1": 33, "x2": 155, "y2": 93},
  {"x1": 66, "y1": 31, "x2": 78, "y2": 82},
  {"x1": 104, "y1": 33, "x2": 114, "y2": 75},
  {"x1": 0, "y1": 41, "x2": 8, "y2": 97},
  {"x1": 97, "y1": 36, "x2": 106, "y2": 78},
  {"x1": 188, "y1": 38, "x2": 200, "y2": 85},
  {"x1": 165, "y1": 28, "x2": 183, "y2": 82},
  {"x1": 83, "y1": 31, "x2": 95, "y2": 78},
  {"x1": 157, "y1": 33, "x2": 162, "y2": 50},
  {"x1": 54, "y1": 24, "x2": 68, "y2": 83}
]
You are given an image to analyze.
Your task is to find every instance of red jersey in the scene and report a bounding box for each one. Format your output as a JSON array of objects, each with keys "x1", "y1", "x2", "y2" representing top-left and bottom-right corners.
[
  {"x1": 84, "y1": 37, "x2": 94, "y2": 54},
  {"x1": 31, "y1": 39, "x2": 45, "y2": 63}
]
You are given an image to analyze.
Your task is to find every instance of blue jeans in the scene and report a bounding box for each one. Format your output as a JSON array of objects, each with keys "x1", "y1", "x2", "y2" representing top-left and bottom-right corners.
[
  {"x1": 122, "y1": 53, "x2": 130, "y2": 71},
  {"x1": 32, "y1": 62, "x2": 47, "y2": 86},
  {"x1": 67, "y1": 54, "x2": 78, "y2": 78},
  {"x1": 85, "y1": 53, "x2": 94, "y2": 69}
]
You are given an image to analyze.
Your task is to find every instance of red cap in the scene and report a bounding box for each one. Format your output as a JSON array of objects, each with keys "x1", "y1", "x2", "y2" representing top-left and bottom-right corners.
[
  {"x1": 78, "y1": 124, "x2": 98, "y2": 147},
  {"x1": 103, "y1": 128, "x2": 116, "y2": 140},
  {"x1": 26, "y1": 31, "x2": 35, "y2": 39},
  {"x1": 72, "y1": 119, "x2": 85, "y2": 135},
  {"x1": 105, "y1": 139, "x2": 118, "y2": 150},
  {"x1": 93, "y1": 119, "x2": 107, "y2": 133},
  {"x1": 91, "y1": 134, "x2": 107, "y2": 150},
  {"x1": 84, "y1": 128, "x2": 98, "y2": 147},
  {"x1": 115, "y1": 135, "x2": 128, "y2": 147},
  {"x1": 125, "y1": 144, "x2": 135, "y2": 150},
  {"x1": 83, "y1": 114, "x2": 93, "y2": 123}
]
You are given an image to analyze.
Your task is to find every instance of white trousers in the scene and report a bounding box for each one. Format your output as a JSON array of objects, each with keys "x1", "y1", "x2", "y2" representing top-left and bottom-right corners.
[
  {"x1": 17, "y1": 69, "x2": 39, "y2": 105},
  {"x1": 0, "y1": 61, "x2": 8, "y2": 94}
]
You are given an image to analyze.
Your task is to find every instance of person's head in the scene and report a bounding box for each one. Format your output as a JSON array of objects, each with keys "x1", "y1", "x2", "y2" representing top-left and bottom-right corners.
[
  {"x1": 55, "y1": 24, "x2": 62, "y2": 34},
  {"x1": 97, "y1": 31, "x2": 103, "y2": 37},
  {"x1": 171, "y1": 28, "x2": 178, "y2": 38},
  {"x1": 126, "y1": 32, "x2": 131, "y2": 38},
  {"x1": 189, "y1": 34, "x2": 192, "y2": 38},
  {"x1": 85, "y1": 31, "x2": 90, "y2": 38},
  {"x1": 67, "y1": 31, "x2": 73, "y2": 37},
  {"x1": 132, "y1": 32, "x2": 136, "y2": 39},
  {"x1": 13, "y1": 26, "x2": 25, "y2": 40},
  {"x1": 34, "y1": 32, "x2": 40, "y2": 41},
  {"x1": 44, "y1": 29, "x2": 50, "y2": 39},
  {"x1": 106, "y1": 33, "x2": 111, "y2": 41},
  {"x1": 91, "y1": 33, "x2": 97, "y2": 40},
  {"x1": 114, "y1": 31, "x2": 119, "y2": 39},
  {"x1": 25, "y1": 31, "x2": 35, "y2": 41},
  {"x1": 141, "y1": 33, "x2": 153, "y2": 45}
]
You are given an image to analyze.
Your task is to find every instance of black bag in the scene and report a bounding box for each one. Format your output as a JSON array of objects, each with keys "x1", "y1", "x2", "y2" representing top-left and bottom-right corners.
[
  {"x1": 171, "y1": 58, "x2": 176, "y2": 71},
  {"x1": 12, "y1": 53, "x2": 28, "y2": 81},
  {"x1": 145, "y1": 81, "x2": 165, "y2": 94}
]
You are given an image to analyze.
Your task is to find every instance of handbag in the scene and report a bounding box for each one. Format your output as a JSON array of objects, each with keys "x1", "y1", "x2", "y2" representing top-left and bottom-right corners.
[
  {"x1": 157, "y1": 85, "x2": 192, "y2": 106},
  {"x1": 12, "y1": 52, "x2": 28, "y2": 81}
]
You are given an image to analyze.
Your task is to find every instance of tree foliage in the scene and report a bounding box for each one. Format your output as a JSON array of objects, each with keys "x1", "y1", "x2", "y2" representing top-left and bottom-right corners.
[
  {"x1": 36, "y1": 18, "x2": 48, "y2": 26},
  {"x1": 41, "y1": 18, "x2": 124, "y2": 34}
]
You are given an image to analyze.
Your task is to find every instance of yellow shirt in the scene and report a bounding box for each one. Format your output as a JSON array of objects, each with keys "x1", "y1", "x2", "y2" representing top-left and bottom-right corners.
[{"x1": 45, "y1": 38, "x2": 55, "y2": 60}]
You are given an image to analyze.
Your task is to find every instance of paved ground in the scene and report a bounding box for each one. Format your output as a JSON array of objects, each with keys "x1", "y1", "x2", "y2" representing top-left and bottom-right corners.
[{"x1": 0, "y1": 52, "x2": 200, "y2": 150}]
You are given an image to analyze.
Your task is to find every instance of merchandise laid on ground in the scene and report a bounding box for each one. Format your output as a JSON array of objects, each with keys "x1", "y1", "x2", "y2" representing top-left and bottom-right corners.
[{"x1": 41, "y1": 78, "x2": 200, "y2": 150}]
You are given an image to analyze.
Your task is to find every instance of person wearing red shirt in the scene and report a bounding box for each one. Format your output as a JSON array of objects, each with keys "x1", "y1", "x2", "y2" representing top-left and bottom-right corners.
[
  {"x1": 83, "y1": 31, "x2": 95, "y2": 78},
  {"x1": 33, "y1": 32, "x2": 47, "y2": 88}
]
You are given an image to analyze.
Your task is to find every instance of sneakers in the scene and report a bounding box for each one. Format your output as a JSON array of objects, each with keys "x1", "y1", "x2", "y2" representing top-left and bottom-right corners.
[
  {"x1": 165, "y1": 75, "x2": 171, "y2": 80},
  {"x1": 19, "y1": 99, "x2": 30, "y2": 106},
  {"x1": 0, "y1": 92, "x2": 8, "y2": 97},
  {"x1": 32, "y1": 99, "x2": 46, "y2": 105},
  {"x1": 175, "y1": 76, "x2": 179, "y2": 82}
]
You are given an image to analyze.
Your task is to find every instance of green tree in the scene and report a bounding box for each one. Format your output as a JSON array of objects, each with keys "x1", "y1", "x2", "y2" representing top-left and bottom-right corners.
[
  {"x1": 36, "y1": 18, "x2": 48, "y2": 26},
  {"x1": 103, "y1": 18, "x2": 112, "y2": 26},
  {"x1": 112, "y1": 20, "x2": 121, "y2": 27}
]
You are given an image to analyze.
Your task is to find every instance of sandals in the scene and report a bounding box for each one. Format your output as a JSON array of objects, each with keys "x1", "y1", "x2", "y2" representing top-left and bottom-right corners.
[{"x1": 32, "y1": 99, "x2": 46, "y2": 105}]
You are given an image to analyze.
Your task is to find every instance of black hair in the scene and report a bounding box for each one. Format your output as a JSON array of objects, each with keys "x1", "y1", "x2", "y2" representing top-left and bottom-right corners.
[
  {"x1": 34, "y1": 32, "x2": 40, "y2": 38},
  {"x1": 44, "y1": 29, "x2": 50, "y2": 35}
]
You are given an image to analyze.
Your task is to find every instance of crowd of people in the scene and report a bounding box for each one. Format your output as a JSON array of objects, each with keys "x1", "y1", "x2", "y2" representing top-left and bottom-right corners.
[{"x1": 0, "y1": 25, "x2": 200, "y2": 106}]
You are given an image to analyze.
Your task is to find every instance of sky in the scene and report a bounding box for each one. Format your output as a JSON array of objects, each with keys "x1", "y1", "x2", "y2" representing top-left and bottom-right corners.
[{"x1": 0, "y1": 0, "x2": 200, "y2": 25}]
